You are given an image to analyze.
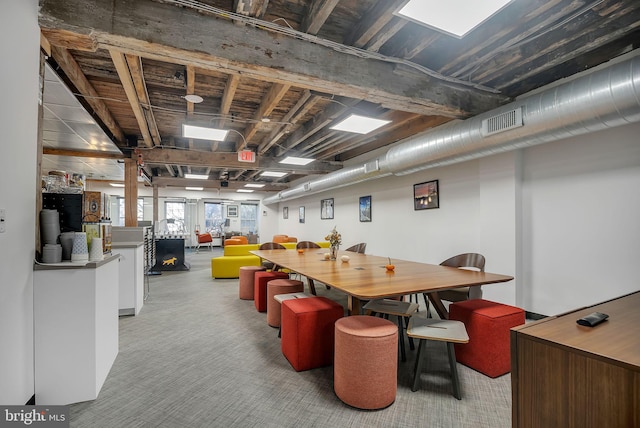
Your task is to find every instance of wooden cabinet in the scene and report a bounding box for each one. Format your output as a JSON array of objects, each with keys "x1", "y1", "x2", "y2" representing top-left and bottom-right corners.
[{"x1": 511, "y1": 292, "x2": 640, "y2": 428}]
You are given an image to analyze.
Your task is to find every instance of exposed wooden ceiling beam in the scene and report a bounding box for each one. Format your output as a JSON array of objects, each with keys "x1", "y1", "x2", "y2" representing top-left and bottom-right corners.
[
  {"x1": 219, "y1": 74, "x2": 240, "y2": 128},
  {"x1": 109, "y1": 49, "x2": 154, "y2": 147},
  {"x1": 49, "y1": 45, "x2": 126, "y2": 144},
  {"x1": 38, "y1": 0, "x2": 507, "y2": 118},
  {"x1": 43, "y1": 147, "x2": 125, "y2": 159},
  {"x1": 363, "y1": 17, "x2": 407, "y2": 52},
  {"x1": 236, "y1": 82, "x2": 290, "y2": 151},
  {"x1": 234, "y1": 0, "x2": 269, "y2": 19},
  {"x1": 301, "y1": 0, "x2": 340, "y2": 35},
  {"x1": 125, "y1": 53, "x2": 162, "y2": 145},
  {"x1": 344, "y1": 0, "x2": 406, "y2": 48},
  {"x1": 257, "y1": 90, "x2": 318, "y2": 154},
  {"x1": 275, "y1": 96, "x2": 358, "y2": 156},
  {"x1": 151, "y1": 176, "x2": 286, "y2": 190},
  {"x1": 137, "y1": 147, "x2": 341, "y2": 173},
  {"x1": 186, "y1": 65, "x2": 195, "y2": 149}
]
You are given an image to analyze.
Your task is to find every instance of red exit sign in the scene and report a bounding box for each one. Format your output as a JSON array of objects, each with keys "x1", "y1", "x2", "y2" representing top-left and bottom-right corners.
[{"x1": 238, "y1": 150, "x2": 256, "y2": 163}]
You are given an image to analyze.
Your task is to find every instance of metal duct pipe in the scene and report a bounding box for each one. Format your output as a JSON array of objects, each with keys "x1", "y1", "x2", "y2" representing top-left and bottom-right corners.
[{"x1": 263, "y1": 56, "x2": 640, "y2": 205}]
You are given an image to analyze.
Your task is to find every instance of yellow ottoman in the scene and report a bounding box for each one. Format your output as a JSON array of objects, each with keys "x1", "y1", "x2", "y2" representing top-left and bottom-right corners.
[{"x1": 211, "y1": 255, "x2": 261, "y2": 278}]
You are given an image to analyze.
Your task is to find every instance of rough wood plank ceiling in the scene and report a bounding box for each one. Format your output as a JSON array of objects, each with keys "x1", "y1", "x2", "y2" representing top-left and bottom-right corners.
[{"x1": 38, "y1": 0, "x2": 640, "y2": 190}]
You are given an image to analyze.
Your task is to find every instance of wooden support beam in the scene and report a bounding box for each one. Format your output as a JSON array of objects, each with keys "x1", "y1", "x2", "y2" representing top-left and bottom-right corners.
[
  {"x1": 43, "y1": 147, "x2": 125, "y2": 159},
  {"x1": 39, "y1": 0, "x2": 507, "y2": 118},
  {"x1": 237, "y1": 82, "x2": 290, "y2": 151},
  {"x1": 125, "y1": 53, "x2": 161, "y2": 145},
  {"x1": 109, "y1": 49, "x2": 154, "y2": 147},
  {"x1": 219, "y1": 74, "x2": 240, "y2": 128},
  {"x1": 344, "y1": 0, "x2": 406, "y2": 48},
  {"x1": 124, "y1": 158, "x2": 138, "y2": 227},
  {"x1": 49, "y1": 45, "x2": 126, "y2": 144},
  {"x1": 301, "y1": 0, "x2": 340, "y2": 35}
]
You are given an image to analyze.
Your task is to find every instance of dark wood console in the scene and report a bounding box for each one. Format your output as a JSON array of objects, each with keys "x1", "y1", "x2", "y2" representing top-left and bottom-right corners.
[{"x1": 511, "y1": 291, "x2": 640, "y2": 427}]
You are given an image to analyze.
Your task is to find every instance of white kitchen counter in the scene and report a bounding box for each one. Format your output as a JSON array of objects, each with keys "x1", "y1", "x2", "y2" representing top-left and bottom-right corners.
[{"x1": 33, "y1": 254, "x2": 120, "y2": 405}]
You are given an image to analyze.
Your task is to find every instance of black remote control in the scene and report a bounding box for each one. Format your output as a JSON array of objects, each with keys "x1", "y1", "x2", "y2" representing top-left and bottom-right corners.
[{"x1": 576, "y1": 312, "x2": 609, "y2": 327}]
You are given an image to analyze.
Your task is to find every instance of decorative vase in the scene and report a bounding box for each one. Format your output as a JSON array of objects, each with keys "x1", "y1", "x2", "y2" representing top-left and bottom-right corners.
[{"x1": 330, "y1": 244, "x2": 339, "y2": 260}]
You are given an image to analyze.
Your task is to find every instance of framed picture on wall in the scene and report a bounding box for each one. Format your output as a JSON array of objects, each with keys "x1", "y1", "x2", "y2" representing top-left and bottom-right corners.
[
  {"x1": 227, "y1": 204, "x2": 238, "y2": 217},
  {"x1": 320, "y1": 198, "x2": 334, "y2": 219},
  {"x1": 413, "y1": 180, "x2": 439, "y2": 210},
  {"x1": 283, "y1": 206, "x2": 288, "y2": 219},
  {"x1": 359, "y1": 195, "x2": 371, "y2": 222},
  {"x1": 299, "y1": 206, "x2": 305, "y2": 223}
]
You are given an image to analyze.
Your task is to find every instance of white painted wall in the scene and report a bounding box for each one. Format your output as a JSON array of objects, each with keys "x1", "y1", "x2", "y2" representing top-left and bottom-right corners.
[
  {"x1": 0, "y1": 0, "x2": 39, "y2": 404},
  {"x1": 270, "y1": 122, "x2": 640, "y2": 316},
  {"x1": 521, "y1": 122, "x2": 640, "y2": 315}
]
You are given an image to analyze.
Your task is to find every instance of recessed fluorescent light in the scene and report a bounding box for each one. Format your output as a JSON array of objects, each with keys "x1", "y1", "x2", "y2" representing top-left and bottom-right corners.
[
  {"x1": 261, "y1": 171, "x2": 288, "y2": 178},
  {"x1": 237, "y1": 189, "x2": 254, "y2": 193},
  {"x1": 184, "y1": 173, "x2": 209, "y2": 180},
  {"x1": 279, "y1": 156, "x2": 315, "y2": 165},
  {"x1": 330, "y1": 114, "x2": 391, "y2": 134},
  {"x1": 185, "y1": 187, "x2": 203, "y2": 191},
  {"x1": 109, "y1": 183, "x2": 125, "y2": 187},
  {"x1": 245, "y1": 183, "x2": 265, "y2": 188},
  {"x1": 182, "y1": 124, "x2": 228, "y2": 141},
  {"x1": 397, "y1": 0, "x2": 512, "y2": 38}
]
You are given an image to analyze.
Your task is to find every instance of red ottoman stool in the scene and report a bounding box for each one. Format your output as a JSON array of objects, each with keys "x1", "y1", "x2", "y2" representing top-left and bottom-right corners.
[
  {"x1": 238, "y1": 266, "x2": 266, "y2": 300},
  {"x1": 267, "y1": 279, "x2": 304, "y2": 327},
  {"x1": 334, "y1": 316, "x2": 398, "y2": 409},
  {"x1": 281, "y1": 296, "x2": 344, "y2": 371},
  {"x1": 254, "y1": 271, "x2": 289, "y2": 312},
  {"x1": 449, "y1": 299, "x2": 525, "y2": 378}
]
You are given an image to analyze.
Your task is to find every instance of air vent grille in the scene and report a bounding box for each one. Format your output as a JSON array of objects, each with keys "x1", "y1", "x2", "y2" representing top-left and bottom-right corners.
[
  {"x1": 364, "y1": 159, "x2": 379, "y2": 174},
  {"x1": 482, "y1": 107, "x2": 523, "y2": 137}
]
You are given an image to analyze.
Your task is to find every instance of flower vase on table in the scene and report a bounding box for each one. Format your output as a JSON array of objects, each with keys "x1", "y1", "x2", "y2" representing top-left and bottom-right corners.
[
  {"x1": 330, "y1": 244, "x2": 339, "y2": 260},
  {"x1": 325, "y1": 226, "x2": 342, "y2": 261}
]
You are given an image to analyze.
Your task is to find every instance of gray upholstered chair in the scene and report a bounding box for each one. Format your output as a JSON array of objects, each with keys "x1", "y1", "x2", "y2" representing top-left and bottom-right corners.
[
  {"x1": 345, "y1": 242, "x2": 366, "y2": 254},
  {"x1": 259, "y1": 242, "x2": 286, "y2": 270}
]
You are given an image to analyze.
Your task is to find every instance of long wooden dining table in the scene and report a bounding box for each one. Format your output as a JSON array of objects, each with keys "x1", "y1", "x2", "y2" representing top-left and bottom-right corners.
[{"x1": 250, "y1": 248, "x2": 514, "y2": 317}]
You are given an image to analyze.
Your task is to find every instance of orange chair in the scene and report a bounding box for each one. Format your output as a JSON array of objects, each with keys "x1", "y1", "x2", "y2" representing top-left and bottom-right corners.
[
  {"x1": 273, "y1": 234, "x2": 297, "y2": 244},
  {"x1": 225, "y1": 236, "x2": 248, "y2": 246},
  {"x1": 195, "y1": 231, "x2": 213, "y2": 252}
]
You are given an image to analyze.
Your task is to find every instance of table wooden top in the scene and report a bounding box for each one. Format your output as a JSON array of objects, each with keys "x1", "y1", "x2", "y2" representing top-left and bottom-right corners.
[
  {"x1": 512, "y1": 291, "x2": 640, "y2": 370},
  {"x1": 251, "y1": 249, "x2": 513, "y2": 300}
]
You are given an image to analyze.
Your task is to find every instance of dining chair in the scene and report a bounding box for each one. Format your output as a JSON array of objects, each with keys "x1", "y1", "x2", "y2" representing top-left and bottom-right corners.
[
  {"x1": 363, "y1": 298, "x2": 418, "y2": 362},
  {"x1": 407, "y1": 316, "x2": 469, "y2": 399},
  {"x1": 259, "y1": 242, "x2": 286, "y2": 270},
  {"x1": 345, "y1": 242, "x2": 366, "y2": 254},
  {"x1": 295, "y1": 241, "x2": 321, "y2": 249},
  {"x1": 412, "y1": 253, "x2": 486, "y2": 316},
  {"x1": 295, "y1": 241, "x2": 323, "y2": 291}
]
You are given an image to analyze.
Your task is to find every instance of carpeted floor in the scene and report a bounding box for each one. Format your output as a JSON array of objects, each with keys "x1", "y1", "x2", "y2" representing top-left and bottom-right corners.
[{"x1": 68, "y1": 248, "x2": 512, "y2": 427}]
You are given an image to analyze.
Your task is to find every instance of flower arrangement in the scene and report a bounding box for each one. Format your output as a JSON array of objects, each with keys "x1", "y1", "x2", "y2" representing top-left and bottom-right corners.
[{"x1": 325, "y1": 226, "x2": 342, "y2": 247}]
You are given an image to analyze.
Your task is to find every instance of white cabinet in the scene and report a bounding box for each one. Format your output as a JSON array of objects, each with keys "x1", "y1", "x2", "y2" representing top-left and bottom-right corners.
[
  {"x1": 113, "y1": 242, "x2": 144, "y2": 316},
  {"x1": 34, "y1": 255, "x2": 119, "y2": 405}
]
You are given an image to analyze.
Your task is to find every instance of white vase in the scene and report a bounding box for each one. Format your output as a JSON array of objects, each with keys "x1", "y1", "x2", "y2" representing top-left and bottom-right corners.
[
  {"x1": 89, "y1": 237, "x2": 103, "y2": 261},
  {"x1": 71, "y1": 232, "x2": 89, "y2": 262}
]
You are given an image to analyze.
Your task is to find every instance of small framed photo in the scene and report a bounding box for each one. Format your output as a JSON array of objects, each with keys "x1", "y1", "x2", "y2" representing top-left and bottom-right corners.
[
  {"x1": 299, "y1": 206, "x2": 305, "y2": 223},
  {"x1": 227, "y1": 205, "x2": 238, "y2": 217},
  {"x1": 414, "y1": 180, "x2": 439, "y2": 210},
  {"x1": 283, "y1": 206, "x2": 288, "y2": 219},
  {"x1": 320, "y1": 198, "x2": 334, "y2": 219},
  {"x1": 359, "y1": 195, "x2": 371, "y2": 222}
]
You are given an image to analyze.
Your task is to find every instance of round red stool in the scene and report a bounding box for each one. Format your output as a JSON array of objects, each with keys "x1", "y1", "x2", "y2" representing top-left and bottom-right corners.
[
  {"x1": 238, "y1": 266, "x2": 266, "y2": 300},
  {"x1": 267, "y1": 279, "x2": 304, "y2": 327},
  {"x1": 334, "y1": 315, "x2": 398, "y2": 409},
  {"x1": 254, "y1": 271, "x2": 289, "y2": 312}
]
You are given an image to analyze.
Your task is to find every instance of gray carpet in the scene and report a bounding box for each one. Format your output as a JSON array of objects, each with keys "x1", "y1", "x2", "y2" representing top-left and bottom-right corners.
[{"x1": 69, "y1": 249, "x2": 512, "y2": 427}]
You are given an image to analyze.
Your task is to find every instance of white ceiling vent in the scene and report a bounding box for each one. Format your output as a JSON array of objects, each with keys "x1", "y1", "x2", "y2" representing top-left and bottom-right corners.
[
  {"x1": 482, "y1": 107, "x2": 523, "y2": 137},
  {"x1": 364, "y1": 159, "x2": 380, "y2": 174}
]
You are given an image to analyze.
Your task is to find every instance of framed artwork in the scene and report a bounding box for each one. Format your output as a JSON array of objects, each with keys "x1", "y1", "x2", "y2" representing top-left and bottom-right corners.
[
  {"x1": 359, "y1": 195, "x2": 371, "y2": 222},
  {"x1": 227, "y1": 204, "x2": 238, "y2": 217},
  {"x1": 283, "y1": 206, "x2": 288, "y2": 219},
  {"x1": 320, "y1": 198, "x2": 334, "y2": 219},
  {"x1": 299, "y1": 206, "x2": 305, "y2": 223},
  {"x1": 414, "y1": 179, "x2": 439, "y2": 210}
]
